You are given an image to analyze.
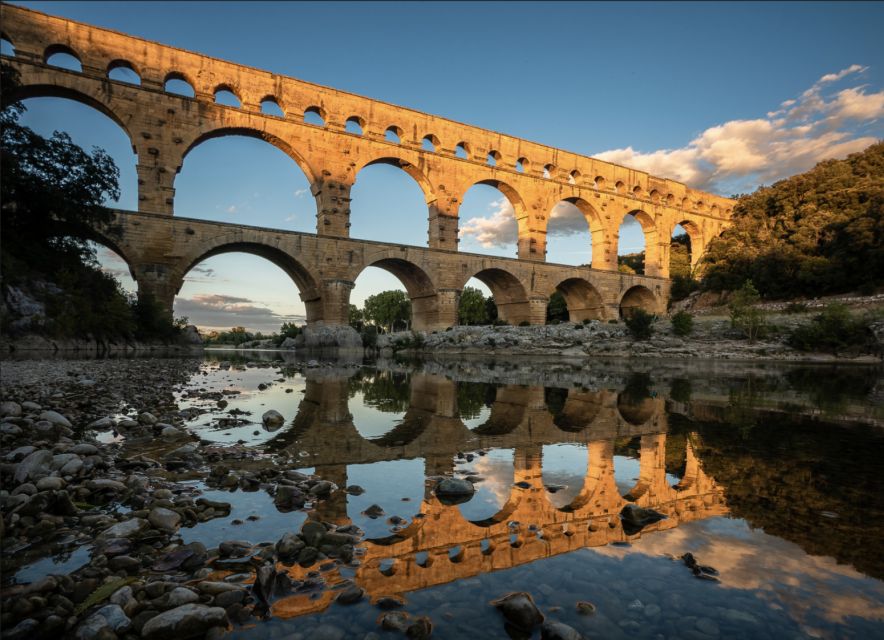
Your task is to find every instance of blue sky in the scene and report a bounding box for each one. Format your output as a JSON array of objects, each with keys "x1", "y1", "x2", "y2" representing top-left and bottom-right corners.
[{"x1": 6, "y1": 1, "x2": 883, "y2": 332}]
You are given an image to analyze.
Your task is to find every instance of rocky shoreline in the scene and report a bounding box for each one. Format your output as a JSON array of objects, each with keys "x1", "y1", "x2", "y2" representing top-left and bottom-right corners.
[{"x1": 0, "y1": 358, "x2": 381, "y2": 640}]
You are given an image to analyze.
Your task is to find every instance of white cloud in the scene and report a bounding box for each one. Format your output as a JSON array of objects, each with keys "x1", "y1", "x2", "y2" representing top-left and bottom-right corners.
[
  {"x1": 294, "y1": 188, "x2": 309, "y2": 198},
  {"x1": 226, "y1": 205, "x2": 237, "y2": 214},
  {"x1": 593, "y1": 63, "x2": 882, "y2": 195},
  {"x1": 459, "y1": 197, "x2": 517, "y2": 248},
  {"x1": 174, "y1": 293, "x2": 304, "y2": 334}
]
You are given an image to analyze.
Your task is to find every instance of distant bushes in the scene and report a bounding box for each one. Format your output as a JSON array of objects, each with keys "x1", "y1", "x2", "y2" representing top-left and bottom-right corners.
[
  {"x1": 787, "y1": 304, "x2": 878, "y2": 354},
  {"x1": 671, "y1": 311, "x2": 694, "y2": 336},
  {"x1": 625, "y1": 309, "x2": 655, "y2": 340}
]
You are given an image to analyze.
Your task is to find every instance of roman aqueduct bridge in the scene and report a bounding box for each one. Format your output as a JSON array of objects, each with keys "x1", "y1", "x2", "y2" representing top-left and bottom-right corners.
[{"x1": 1, "y1": 4, "x2": 735, "y2": 328}]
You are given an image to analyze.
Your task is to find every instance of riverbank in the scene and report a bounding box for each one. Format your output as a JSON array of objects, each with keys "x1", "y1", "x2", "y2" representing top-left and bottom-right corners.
[{"x1": 377, "y1": 311, "x2": 884, "y2": 363}]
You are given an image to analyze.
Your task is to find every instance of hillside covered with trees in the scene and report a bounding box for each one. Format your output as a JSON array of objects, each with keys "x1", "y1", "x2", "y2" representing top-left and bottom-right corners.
[{"x1": 699, "y1": 141, "x2": 883, "y2": 298}]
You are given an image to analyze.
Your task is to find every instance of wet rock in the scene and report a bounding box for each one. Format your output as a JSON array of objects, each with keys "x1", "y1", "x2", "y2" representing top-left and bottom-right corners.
[
  {"x1": 1, "y1": 400, "x2": 22, "y2": 417},
  {"x1": 14, "y1": 449, "x2": 52, "y2": 483},
  {"x1": 88, "y1": 417, "x2": 115, "y2": 429},
  {"x1": 3, "y1": 618, "x2": 38, "y2": 640},
  {"x1": 38, "y1": 410, "x2": 72, "y2": 428},
  {"x1": 138, "y1": 412, "x2": 158, "y2": 425},
  {"x1": 379, "y1": 611, "x2": 412, "y2": 632},
  {"x1": 541, "y1": 621, "x2": 583, "y2": 640},
  {"x1": 434, "y1": 478, "x2": 476, "y2": 506},
  {"x1": 375, "y1": 595, "x2": 406, "y2": 610},
  {"x1": 70, "y1": 444, "x2": 99, "y2": 456},
  {"x1": 213, "y1": 589, "x2": 244, "y2": 608},
  {"x1": 148, "y1": 507, "x2": 181, "y2": 533},
  {"x1": 87, "y1": 479, "x2": 127, "y2": 493},
  {"x1": 620, "y1": 504, "x2": 666, "y2": 535},
  {"x1": 140, "y1": 603, "x2": 228, "y2": 640},
  {"x1": 335, "y1": 584, "x2": 364, "y2": 605},
  {"x1": 252, "y1": 563, "x2": 278, "y2": 605},
  {"x1": 300, "y1": 520, "x2": 327, "y2": 547},
  {"x1": 76, "y1": 604, "x2": 131, "y2": 639},
  {"x1": 274, "y1": 485, "x2": 305, "y2": 510},
  {"x1": 197, "y1": 582, "x2": 243, "y2": 596},
  {"x1": 36, "y1": 476, "x2": 66, "y2": 491},
  {"x1": 696, "y1": 618, "x2": 720, "y2": 635},
  {"x1": 363, "y1": 504, "x2": 385, "y2": 519},
  {"x1": 99, "y1": 517, "x2": 148, "y2": 539},
  {"x1": 161, "y1": 426, "x2": 187, "y2": 440},
  {"x1": 490, "y1": 592, "x2": 544, "y2": 631},
  {"x1": 345, "y1": 484, "x2": 365, "y2": 495},
  {"x1": 297, "y1": 546, "x2": 319, "y2": 567},
  {"x1": 261, "y1": 410, "x2": 285, "y2": 429},
  {"x1": 109, "y1": 586, "x2": 138, "y2": 616},
  {"x1": 309, "y1": 480, "x2": 335, "y2": 498},
  {"x1": 405, "y1": 616, "x2": 433, "y2": 639},
  {"x1": 109, "y1": 555, "x2": 142, "y2": 573},
  {"x1": 218, "y1": 540, "x2": 252, "y2": 557},
  {"x1": 276, "y1": 532, "x2": 305, "y2": 559},
  {"x1": 576, "y1": 601, "x2": 595, "y2": 615},
  {"x1": 159, "y1": 587, "x2": 199, "y2": 608}
]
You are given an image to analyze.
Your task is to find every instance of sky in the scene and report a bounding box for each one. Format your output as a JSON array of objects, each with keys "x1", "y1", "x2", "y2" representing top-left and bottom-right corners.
[{"x1": 5, "y1": 1, "x2": 883, "y2": 332}]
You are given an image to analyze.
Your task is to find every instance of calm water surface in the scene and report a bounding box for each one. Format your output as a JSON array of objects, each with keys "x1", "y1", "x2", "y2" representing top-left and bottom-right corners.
[{"x1": 18, "y1": 353, "x2": 884, "y2": 638}]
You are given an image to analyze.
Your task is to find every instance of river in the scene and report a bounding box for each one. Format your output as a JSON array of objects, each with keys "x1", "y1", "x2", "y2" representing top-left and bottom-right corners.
[{"x1": 1, "y1": 351, "x2": 882, "y2": 639}]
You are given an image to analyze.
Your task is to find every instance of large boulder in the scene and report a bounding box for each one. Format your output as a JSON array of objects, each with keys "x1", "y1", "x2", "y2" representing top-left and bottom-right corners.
[
  {"x1": 140, "y1": 604, "x2": 227, "y2": 640},
  {"x1": 295, "y1": 325, "x2": 362, "y2": 350},
  {"x1": 434, "y1": 477, "x2": 476, "y2": 506}
]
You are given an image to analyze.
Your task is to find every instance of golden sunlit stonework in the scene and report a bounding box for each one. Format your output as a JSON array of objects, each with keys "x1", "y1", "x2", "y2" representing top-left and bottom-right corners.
[{"x1": 1, "y1": 4, "x2": 735, "y2": 328}]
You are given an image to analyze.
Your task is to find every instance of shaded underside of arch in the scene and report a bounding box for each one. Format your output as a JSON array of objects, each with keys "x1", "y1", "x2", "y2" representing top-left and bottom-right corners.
[
  {"x1": 619, "y1": 285, "x2": 657, "y2": 318},
  {"x1": 359, "y1": 156, "x2": 436, "y2": 205},
  {"x1": 466, "y1": 267, "x2": 531, "y2": 325},
  {"x1": 554, "y1": 277, "x2": 605, "y2": 322}
]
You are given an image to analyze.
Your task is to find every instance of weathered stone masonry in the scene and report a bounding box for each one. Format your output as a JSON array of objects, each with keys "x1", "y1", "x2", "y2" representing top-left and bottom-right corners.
[{"x1": 1, "y1": 3, "x2": 735, "y2": 328}]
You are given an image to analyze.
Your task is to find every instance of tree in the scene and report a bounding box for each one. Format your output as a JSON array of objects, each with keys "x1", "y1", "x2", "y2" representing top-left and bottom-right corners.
[
  {"x1": 546, "y1": 291, "x2": 569, "y2": 323},
  {"x1": 700, "y1": 142, "x2": 884, "y2": 298},
  {"x1": 348, "y1": 304, "x2": 364, "y2": 330},
  {"x1": 458, "y1": 287, "x2": 489, "y2": 325},
  {"x1": 363, "y1": 290, "x2": 411, "y2": 333},
  {"x1": 729, "y1": 281, "x2": 765, "y2": 342},
  {"x1": 280, "y1": 322, "x2": 300, "y2": 339}
]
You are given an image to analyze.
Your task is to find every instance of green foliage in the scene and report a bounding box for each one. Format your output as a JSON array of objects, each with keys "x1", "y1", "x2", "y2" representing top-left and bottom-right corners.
[
  {"x1": 618, "y1": 252, "x2": 645, "y2": 275},
  {"x1": 669, "y1": 275, "x2": 700, "y2": 303},
  {"x1": 669, "y1": 234, "x2": 692, "y2": 279},
  {"x1": 700, "y1": 142, "x2": 884, "y2": 297},
  {"x1": 546, "y1": 291, "x2": 569, "y2": 323},
  {"x1": 787, "y1": 303, "x2": 877, "y2": 354},
  {"x1": 456, "y1": 382, "x2": 495, "y2": 420},
  {"x1": 348, "y1": 304, "x2": 364, "y2": 330},
  {"x1": 625, "y1": 308, "x2": 655, "y2": 340},
  {"x1": 671, "y1": 311, "x2": 694, "y2": 336},
  {"x1": 364, "y1": 290, "x2": 411, "y2": 333},
  {"x1": 349, "y1": 371, "x2": 410, "y2": 412},
  {"x1": 458, "y1": 286, "x2": 490, "y2": 325},
  {"x1": 729, "y1": 281, "x2": 766, "y2": 342},
  {"x1": 361, "y1": 325, "x2": 378, "y2": 349}
]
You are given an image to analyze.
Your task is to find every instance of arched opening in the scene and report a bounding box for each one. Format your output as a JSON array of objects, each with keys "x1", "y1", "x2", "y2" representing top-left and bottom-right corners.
[
  {"x1": 617, "y1": 373, "x2": 656, "y2": 426},
  {"x1": 457, "y1": 381, "x2": 496, "y2": 427},
  {"x1": 542, "y1": 443, "x2": 589, "y2": 509},
  {"x1": 515, "y1": 157, "x2": 527, "y2": 173},
  {"x1": 632, "y1": 185, "x2": 643, "y2": 199},
  {"x1": 455, "y1": 142, "x2": 469, "y2": 159},
  {"x1": 487, "y1": 150, "x2": 501, "y2": 167},
  {"x1": 89, "y1": 242, "x2": 137, "y2": 295},
  {"x1": 175, "y1": 132, "x2": 315, "y2": 232},
  {"x1": 421, "y1": 134, "x2": 439, "y2": 152},
  {"x1": 458, "y1": 278, "x2": 496, "y2": 326},
  {"x1": 546, "y1": 200, "x2": 591, "y2": 266},
  {"x1": 670, "y1": 223, "x2": 692, "y2": 277},
  {"x1": 614, "y1": 181, "x2": 624, "y2": 193},
  {"x1": 214, "y1": 86, "x2": 240, "y2": 108},
  {"x1": 568, "y1": 170, "x2": 580, "y2": 185},
  {"x1": 303, "y1": 106, "x2": 326, "y2": 126},
  {"x1": 617, "y1": 211, "x2": 657, "y2": 275},
  {"x1": 351, "y1": 158, "x2": 433, "y2": 245},
  {"x1": 174, "y1": 249, "x2": 310, "y2": 338},
  {"x1": 385, "y1": 126, "x2": 402, "y2": 144},
  {"x1": 164, "y1": 72, "x2": 195, "y2": 98},
  {"x1": 462, "y1": 269, "x2": 531, "y2": 325},
  {"x1": 345, "y1": 115, "x2": 364, "y2": 135},
  {"x1": 594, "y1": 175, "x2": 605, "y2": 190},
  {"x1": 14, "y1": 96, "x2": 139, "y2": 210},
  {"x1": 552, "y1": 278, "x2": 605, "y2": 322},
  {"x1": 458, "y1": 181, "x2": 525, "y2": 259},
  {"x1": 351, "y1": 258, "x2": 436, "y2": 332},
  {"x1": 1, "y1": 36, "x2": 15, "y2": 57},
  {"x1": 619, "y1": 285, "x2": 657, "y2": 319},
  {"x1": 107, "y1": 60, "x2": 140, "y2": 85},
  {"x1": 44, "y1": 45, "x2": 81, "y2": 72},
  {"x1": 456, "y1": 448, "x2": 516, "y2": 523},
  {"x1": 260, "y1": 96, "x2": 284, "y2": 117},
  {"x1": 543, "y1": 164, "x2": 554, "y2": 179}
]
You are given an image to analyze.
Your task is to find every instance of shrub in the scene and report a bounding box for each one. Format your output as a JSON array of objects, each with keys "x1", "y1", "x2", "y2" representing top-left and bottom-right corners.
[
  {"x1": 625, "y1": 309, "x2": 655, "y2": 340},
  {"x1": 671, "y1": 311, "x2": 693, "y2": 336},
  {"x1": 361, "y1": 325, "x2": 378, "y2": 349},
  {"x1": 729, "y1": 281, "x2": 766, "y2": 342},
  {"x1": 582, "y1": 318, "x2": 591, "y2": 325},
  {"x1": 787, "y1": 304, "x2": 876, "y2": 354}
]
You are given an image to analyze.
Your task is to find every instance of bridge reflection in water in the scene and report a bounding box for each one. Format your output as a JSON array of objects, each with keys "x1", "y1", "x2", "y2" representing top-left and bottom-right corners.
[{"x1": 253, "y1": 372, "x2": 727, "y2": 619}]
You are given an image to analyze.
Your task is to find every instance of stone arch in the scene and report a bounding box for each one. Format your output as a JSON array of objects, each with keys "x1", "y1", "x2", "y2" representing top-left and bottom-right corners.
[
  {"x1": 555, "y1": 197, "x2": 611, "y2": 270},
  {"x1": 620, "y1": 209, "x2": 660, "y2": 276},
  {"x1": 5, "y1": 82, "x2": 138, "y2": 154},
  {"x1": 212, "y1": 83, "x2": 241, "y2": 107},
  {"x1": 43, "y1": 44, "x2": 81, "y2": 69},
  {"x1": 464, "y1": 178, "x2": 531, "y2": 253},
  {"x1": 617, "y1": 394, "x2": 656, "y2": 426},
  {"x1": 260, "y1": 95, "x2": 285, "y2": 117},
  {"x1": 550, "y1": 277, "x2": 605, "y2": 322},
  {"x1": 106, "y1": 59, "x2": 141, "y2": 84},
  {"x1": 619, "y1": 285, "x2": 657, "y2": 319},
  {"x1": 671, "y1": 219, "x2": 704, "y2": 270},
  {"x1": 356, "y1": 156, "x2": 437, "y2": 206},
  {"x1": 460, "y1": 268, "x2": 533, "y2": 325},
  {"x1": 353, "y1": 255, "x2": 439, "y2": 331},
  {"x1": 548, "y1": 388, "x2": 603, "y2": 431},
  {"x1": 178, "y1": 240, "x2": 322, "y2": 322},
  {"x1": 178, "y1": 126, "x2": 317, "y2": 186}
]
